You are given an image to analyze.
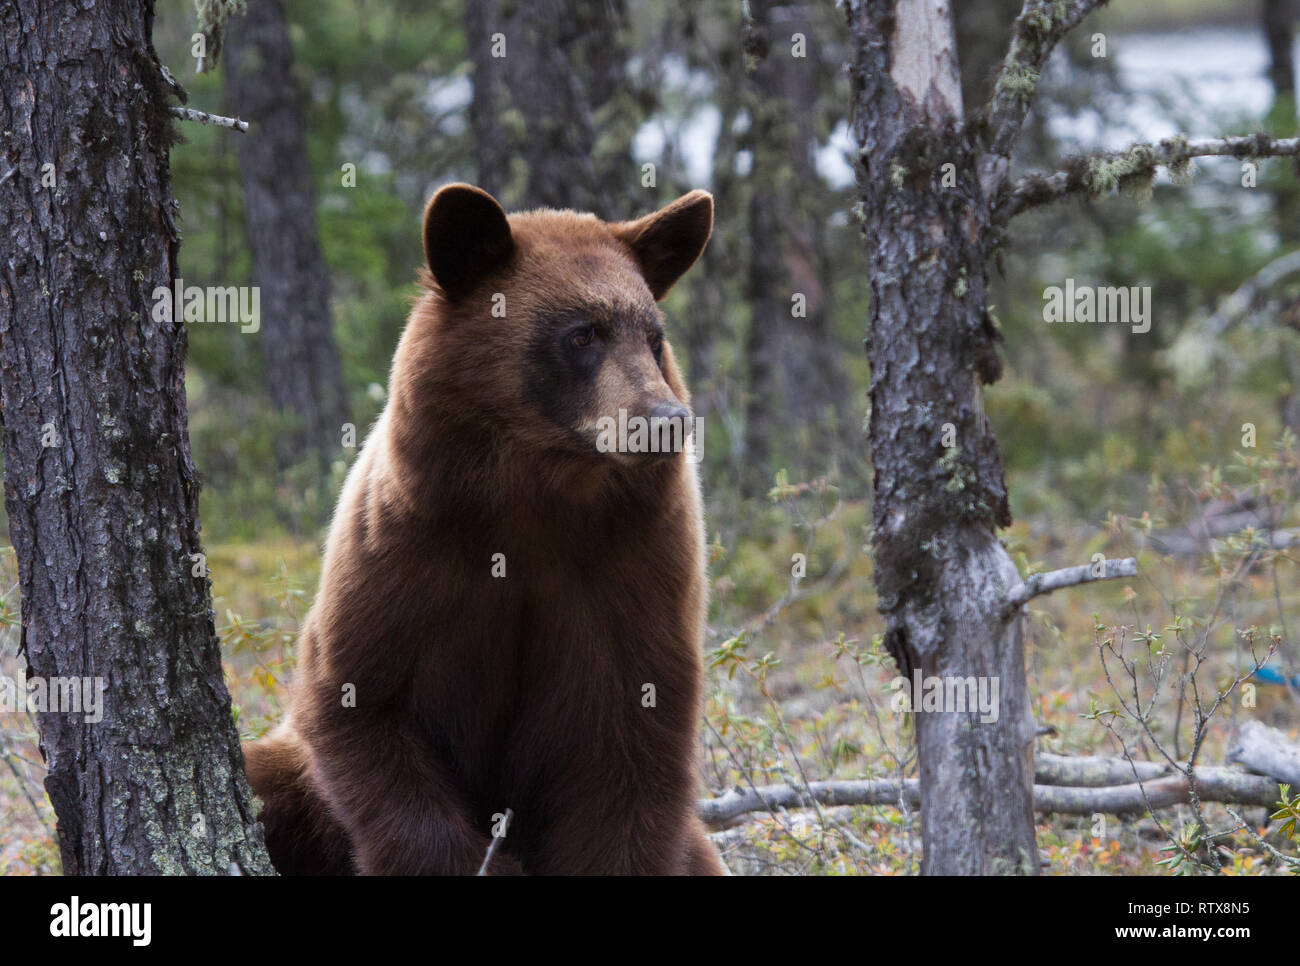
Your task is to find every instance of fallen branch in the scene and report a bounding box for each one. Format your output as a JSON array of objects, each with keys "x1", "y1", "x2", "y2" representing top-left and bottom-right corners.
[
  {"x1": 1148, "y1": 526, "x2": 1297, "y2": 557},
  {"x1": 1035, "y1": 752, "x2": 1169, "y2": 786},
  {"x1": 1003, "y1": 557, "x2": 1137, "y2": 618},
  {"x1": 1203, "y1": 249, "x2": 1300, "y2": 338},
  {"x1": 170, "y1": 107, "x2": 249, "y2": 132},
  {"x1": 999, "y1": 135, "x2": 1300, "y2": 221},
  {"x1": 1230, "y1": 720, "x2": 1300, "y2": 789},
  {"x1": 1034, "y1": 770, "x2": 1281, "y2": 815},
  {"x1": 700, "y1": 779, "x2": 918, "y2": 826},
  {"x1": 699, "y1": 765, "x2": 1281, "y2": 826}
]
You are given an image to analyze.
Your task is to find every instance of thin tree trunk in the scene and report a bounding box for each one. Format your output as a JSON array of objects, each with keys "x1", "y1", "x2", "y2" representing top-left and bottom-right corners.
[
  {"x1": 464, "y1": 0, "x2": 637, "y2": 215},
  {"x1": 1263, "y1": 0, "x2": 1300, "y2": 430},
  {"x1": 1264, "y1": 0, "x2": 1299, "y2": 244},
  {"x1": 464, "y1": 0, "x2": 509, "y2": 200},
  {"x1": 769, "y1": 5, "x2": 850, "y2": 469},
  {"x1": 1265, "y1": 0, "x2": 1297, "y2": 115},
  {"x1": 846, "y1": 0, "x2": 1039, "y2": 874},
  {"x1": 225, "y1": 0, "x2": 347, "y2": 466},
  {"x1": 742, "y1": 2, "x2": 850, "y2": 490},
  {"x1": 741, "y1": 0, "x2": 783, "y2": 492},
  {"x1": 0, "y1": 0, "x2": 273, "y2": 875}
]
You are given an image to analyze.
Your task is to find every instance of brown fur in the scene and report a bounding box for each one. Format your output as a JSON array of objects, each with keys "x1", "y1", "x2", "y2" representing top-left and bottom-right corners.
[{"x1": 244, "y1": 185, "x2": 726, "y2": 875}]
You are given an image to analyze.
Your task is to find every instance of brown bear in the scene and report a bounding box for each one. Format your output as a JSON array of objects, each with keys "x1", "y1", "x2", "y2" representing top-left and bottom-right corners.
[{"x1": 243, "y1": 183, "x2": 726, "y2": 875}]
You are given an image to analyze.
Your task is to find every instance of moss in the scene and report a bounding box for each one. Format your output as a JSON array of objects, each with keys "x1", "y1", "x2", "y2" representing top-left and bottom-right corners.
[
  {"x1": 996, "y1": 63, "x2": 1040, "y2": 106},
  {"x1": 1081, "y1": 142, "x2": 1157, "y2": 199},
  {"x1": 1162, "y1": 134, "x2": 1195, "y2": 185},
  {"x1": 890, "y1": 163, "x2": 908, "y2": 190},
  {"x1": 1026, "y1": 8, "x2": 1053, "y2": 34},
  {"x1": 194, "y1": 0, "x2": 247, "y2": 69},
  {"x1": 953, "y1": 267, "x2": 969, "y2": 299},
  {"x1": 940, "y1": 445, "x2": 974, "y2": 494}
]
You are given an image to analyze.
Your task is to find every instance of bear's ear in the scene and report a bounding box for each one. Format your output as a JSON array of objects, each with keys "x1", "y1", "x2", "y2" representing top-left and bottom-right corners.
[
  {"x1": 422, "y1": 183, "x2": 514, "y2": 300},
  {"x1": 611, "y1": 190, "x2": 713, "y2": 300}
]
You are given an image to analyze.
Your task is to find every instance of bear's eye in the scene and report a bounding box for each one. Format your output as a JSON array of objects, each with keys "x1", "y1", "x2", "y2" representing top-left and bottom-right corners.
[
  {"x1": 648, "y1": 331, "x2": 664, "y2": 355},
  {"x1": 569, "y1": 326, "x2": 596, "y2": 349}
]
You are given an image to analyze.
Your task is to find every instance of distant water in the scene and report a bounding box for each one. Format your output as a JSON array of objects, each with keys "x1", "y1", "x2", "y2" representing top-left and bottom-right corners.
[
  {"x1": 809, "y1": 25, "x2": 1297, "y2": 189},
  {"x1": 1053, "y1": 25, "x2": 1295, "y2": 150}
]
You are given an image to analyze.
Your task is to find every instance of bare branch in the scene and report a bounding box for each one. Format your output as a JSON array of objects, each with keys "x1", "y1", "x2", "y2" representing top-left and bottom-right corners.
[
  {"x1": 984, "y1": 0, "x2": 1110, "y2": 160},
  {"x1": 170, "y1": 107, "x2": 249, "y2": 132},
  {"x1": 699, "y1": 766, "x2": 1281, "y2": 825},
  {"x1": 700, "y1": 779, "x2": 918, "y2": 826},
  {"x1": 1003, "y1": 556, "x2": 1137, "y2": 617},
  {"x1": 1034, "y1": 770, "x2": 1282, "y2": 815},
  {"x1": 999, "y1": 134, "x2": 1300, "y2": 221},
  {"x1": 1203, "y1": 249, "x2": 1300, "y2": 338}
]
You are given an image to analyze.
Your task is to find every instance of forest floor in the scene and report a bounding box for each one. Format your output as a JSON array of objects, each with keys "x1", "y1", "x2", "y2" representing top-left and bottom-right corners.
[{"x1": 2, "y1": 467, "x2": 1297, "y2": 874}]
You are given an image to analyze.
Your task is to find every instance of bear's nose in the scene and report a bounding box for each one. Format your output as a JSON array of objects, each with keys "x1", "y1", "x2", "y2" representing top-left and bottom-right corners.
[{"x1": 648, "y1": 401, "x2": 690, "y2": 423}]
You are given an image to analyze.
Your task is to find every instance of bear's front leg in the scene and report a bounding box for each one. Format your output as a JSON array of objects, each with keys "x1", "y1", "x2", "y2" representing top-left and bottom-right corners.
[{"x1": 306, "y1": 709, "x2": 501, "y2": 875}]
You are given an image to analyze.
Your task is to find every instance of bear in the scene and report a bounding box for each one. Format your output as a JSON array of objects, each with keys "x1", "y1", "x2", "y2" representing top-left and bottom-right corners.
[{"x1": 242, "y1": 183, "x2": 727, "y2": 875}]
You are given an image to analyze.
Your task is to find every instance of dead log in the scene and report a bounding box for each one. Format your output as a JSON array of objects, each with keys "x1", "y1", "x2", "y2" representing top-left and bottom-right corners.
[
  {"x1": 1229, "y1": 720, "x2": 1300, "y2": 789},
  {"x1": 699, "y1": 764, "x2": 1283, "y2": 826}
]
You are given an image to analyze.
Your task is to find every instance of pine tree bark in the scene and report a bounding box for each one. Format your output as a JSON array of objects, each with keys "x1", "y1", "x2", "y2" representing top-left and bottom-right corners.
[
  {"x1": 225, "y1": 0, "x2": 347, "y2": 465},
  {"x1": 846, "y1": 0, "x2": 1039, "y2": 874},
  {"x1": 0, "y1": 0, "x2": 274, "y2": 875}
]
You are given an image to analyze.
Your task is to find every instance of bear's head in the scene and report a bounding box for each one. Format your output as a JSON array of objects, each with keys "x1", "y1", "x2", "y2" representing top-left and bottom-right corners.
[{"x1": 413, "y1": 184, "x2": 712, "y2": 467}]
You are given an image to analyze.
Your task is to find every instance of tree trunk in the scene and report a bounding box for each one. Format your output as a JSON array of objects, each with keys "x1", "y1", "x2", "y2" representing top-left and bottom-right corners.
[
  {"x1": 742, "y1": 2, "x2": 851, "y2": 491},
  {"x1": 740, "y1": 1, "x2": 786, "y2": 493},
  {"x1": 846, "y1": 0, "x2": 1039, "y2": 874},
  {"x1": 1263, "y1": 0, "x2": 1298, "y2": 245},
  {"x1": 463, "y1": 0, "x2": 638, "y2": 215},
  {"x1": 464, "y1": 0, "x2": 510, "y2": 200},
  {"x1": 1264, "y1": 0, "x2": 1297, "y2": 115},
  {"x1": 767, "y1": 5, "x2": 851, "y2": 471},
  {"x1": 225, "y1": 0, "x2": 347, "y2": 466},
  {"x1": 1261, "y1": 0, "x2": 1300, "y2": 435},
  {"x1": 0, "y1": 0, "x2": 273, "y2": 874}
]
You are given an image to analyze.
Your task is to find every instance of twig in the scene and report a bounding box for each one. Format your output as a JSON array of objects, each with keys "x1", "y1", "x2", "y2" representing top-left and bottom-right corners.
[
  {"x1": 700, "y1": 778, "x2": 918, "y2": 826},
  {"x1": 0, "y1": 165, "x2": 17, "y2": 188},
  {"x1": 999, "y1": 135, "x2": 1300, "y2": 221},
  {"x1": 1003, "y1": 557, "x2": 1137, "y2": 617},
  {"x1": 476, "y1": 807, "x2": 512, "y2": 875},
  {"x1": 170, "y1": 107, "x2": 249, "y2": 133},
  {"x1": 2, "y1": 750, "x2": 51, "y2": 835},
  {"x1": 1223, "y1": 805, "x2": 1300, "y2": 868}
]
